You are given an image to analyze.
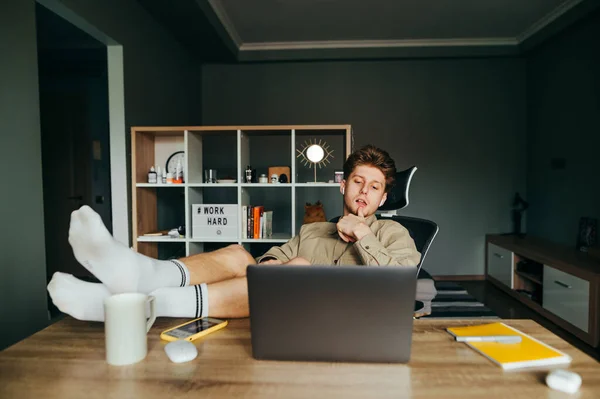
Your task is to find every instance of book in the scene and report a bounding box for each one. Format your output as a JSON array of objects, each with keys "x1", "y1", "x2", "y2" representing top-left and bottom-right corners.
[
  {"x1": 242, "y1": 205, "x2": 271, "y2": 239},
  {"x1": 253, "y1": 206, "x2": 264, "y2": 239},
  {"x1": 247, "y1": 206, "x2": 253, "y2": 239},
  {"x1": 241, "y1": 206, "x2": 247, "y2": 239},
  {"x1": 263, "y1": 211, "x2": 273, "y2": 237},
  {"x1": 446, "y1": 322, "x2": 572, "y2": 370},
  {"x1": 259, "y1": 213, "x2": 264, "y2": 239},
  {"x1": 447, "y1": 322, "x2": 521, "y2": 342}
]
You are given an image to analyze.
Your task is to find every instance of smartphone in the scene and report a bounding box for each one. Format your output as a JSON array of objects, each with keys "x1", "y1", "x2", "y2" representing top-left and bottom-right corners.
[{"x1": 160, "y1": 317, "x2": 228, "y2": 342}]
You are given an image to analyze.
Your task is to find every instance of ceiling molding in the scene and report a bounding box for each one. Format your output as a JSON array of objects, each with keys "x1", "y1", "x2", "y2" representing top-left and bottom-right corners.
[
  {"x1": 518, "y1": 0, "x2": 600, "y2": 52},
  {"x1": 37, "y1": 0, "x2": 118, "y2": 46},
  {"x1": 238, "y1": 43, "x2": 519, "y2": 63},
  {"x1": 516, "y1": 0, "x2": 585, "y2": 43},
  {"x1": 240, "y1": 38, "x2": 518, "y2": 52},
  {"x1": 194, "y1": 0, "x2": 240, "y2": 56},
  {"x1": 205, "y1": 0, "x2": 599, "y2": 61},
  {"x1": 206, "y1": 0, "x2": 242, "y2": 48},
  {"x1": 238, "y1": 38, "x2": 519, "y2": 62}
]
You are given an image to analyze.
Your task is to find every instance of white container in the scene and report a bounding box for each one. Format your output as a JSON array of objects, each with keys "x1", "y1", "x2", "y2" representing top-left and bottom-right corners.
[
  {"x1": 148, "y1": 166, "x2": 157, "y2": 184},
  {"x1": 192, "y1": 204, "x2": 239, "y2": 240},
  {"x1": 104, "y1": 293, "x2": 156, "y2": 366}
]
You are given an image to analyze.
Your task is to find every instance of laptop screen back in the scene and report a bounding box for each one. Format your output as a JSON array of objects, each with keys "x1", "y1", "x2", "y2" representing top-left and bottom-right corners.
[{"x1": 247, "y1": 265, "x2": 417, "y2": 363}]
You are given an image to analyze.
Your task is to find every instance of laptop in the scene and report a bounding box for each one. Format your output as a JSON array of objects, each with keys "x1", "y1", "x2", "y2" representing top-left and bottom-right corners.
[{"x1": 247, "y1": 264, "x2": 417, "y2": 363}]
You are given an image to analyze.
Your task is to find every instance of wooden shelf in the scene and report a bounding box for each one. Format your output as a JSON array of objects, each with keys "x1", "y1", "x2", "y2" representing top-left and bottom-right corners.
[
  {"x1": 137, "y1": 236, "x2": 186, "y2": 242},
  {"x1": 131, "y1": 125, "x2": 352, "y2": 258},
  {"x1": 486, "y1": 234, "x2": 600, "y2": 348},
  {"x1": 488, "y1": 234, "x2": 600, "y2": 280},
  {"x1": 514, "y1": 289, "x2": 543, "y2": 307},
  {"x1": 295, "y1": 183, "x2": 341, "y2": 187},
  {"x1": 240, "y1": 183, "x2": 292, "y2": 188},
  {"x1": 136, "y1": 183, "x2": 185, "y2": 188},
  {"x1": 188, "y1": 238, "x2": 240, "y2": 243},
  {"x1": 515, "y1": 270, "x2": 543, "y2": 285},
  {"x1": 188, "y1": 183, "x2": 237, "y2": 188},
  {"x1": 241, "y1": 233, "x2": 292, "y2": 243}
]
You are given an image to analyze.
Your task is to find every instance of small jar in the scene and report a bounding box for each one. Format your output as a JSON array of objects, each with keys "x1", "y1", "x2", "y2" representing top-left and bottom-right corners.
[
  {"x1": 334, "y1": 170, "x2": 344, "y2": 183},
  {"x1": 258, "y1": 174, "x2": 268, "y2": 183}
]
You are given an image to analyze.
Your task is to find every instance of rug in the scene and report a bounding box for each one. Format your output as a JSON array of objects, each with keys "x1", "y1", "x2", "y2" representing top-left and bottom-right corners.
[{"x1": 421, "y1": 281, "x2": 499, "y2": 319}]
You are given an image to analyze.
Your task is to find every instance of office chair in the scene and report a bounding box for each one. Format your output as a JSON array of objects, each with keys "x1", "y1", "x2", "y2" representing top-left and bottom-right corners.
[
  {"x1": 378, "y1": 167, "x2": 439, "y2": 315},
  {"x1": 375, "y1": 166, "x2": 439, "y2": 276},
  {"x1": 381, "y1": 215, "x2": 438, "y2": 276},
  {"x1": 378, "y1": 165, "x2": 417, "y2": 213}
]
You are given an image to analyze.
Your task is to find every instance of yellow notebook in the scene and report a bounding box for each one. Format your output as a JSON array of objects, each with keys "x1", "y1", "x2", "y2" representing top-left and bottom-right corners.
[{"x1": 447, "y1": 322, "x2": 572, "y2": 370}]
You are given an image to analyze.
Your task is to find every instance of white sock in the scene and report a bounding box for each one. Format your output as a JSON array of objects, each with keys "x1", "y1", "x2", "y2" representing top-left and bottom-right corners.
[
  {"x1": 47, "y1": 273, "x2": 209, "y2": 321},
  {"x1": 47, "y1": 272, "x2": 111, "y2": 322},
  {"x1": 151, "y1": 284, "x2": 209, "y2": 319},
  {"x1": 68, "y1": 205, "x2": 190, "y2": 294}
]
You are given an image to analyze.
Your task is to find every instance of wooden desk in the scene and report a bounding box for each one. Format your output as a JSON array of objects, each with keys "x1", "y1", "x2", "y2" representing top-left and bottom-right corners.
[{"x1": 1, "y1": 317, "x2": 598, "y2": 398}]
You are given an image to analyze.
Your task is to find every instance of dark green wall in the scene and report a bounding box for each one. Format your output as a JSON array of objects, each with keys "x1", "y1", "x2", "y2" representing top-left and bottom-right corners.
[
  {"x1": 202, "y1": 58, "x2": 528, "y2": 276},
  {"x1": 526, "y1": 9, "x2": 600, "y2": 247},
  {"x1": 0, "y1": 0, "x2": 202, "y2": 350},
  {"x1": 0, "y1": 0, "x2": 49, "y2": 350}
]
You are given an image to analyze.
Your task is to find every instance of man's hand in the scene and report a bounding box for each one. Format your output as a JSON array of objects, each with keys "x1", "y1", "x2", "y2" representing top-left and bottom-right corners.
[
  {"x1": 284, "y1": 257, "x2": 311, "y2": 266},
  {"x1": 259, "y1": 259, "x2": 283, "y2": 265},
  {"x1": 336, "y1": 207, "x2": 372, "y2": 242},
  {"x1": 260, "y1": 257, "x2": 311, "y2": 266}
]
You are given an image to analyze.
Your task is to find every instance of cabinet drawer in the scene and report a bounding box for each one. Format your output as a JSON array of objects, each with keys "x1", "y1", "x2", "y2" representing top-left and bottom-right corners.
[
  {"x1": 543, "y1": 265, "x2": 590, "y2": 333},
  {"x1": 487, "y1": 243, "x2": 513, "y2": 288}
]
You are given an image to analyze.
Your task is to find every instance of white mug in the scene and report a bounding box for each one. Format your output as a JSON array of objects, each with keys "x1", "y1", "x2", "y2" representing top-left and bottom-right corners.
[{"x1": 104, "y1": 293, "x2": 156, "y2": 366}]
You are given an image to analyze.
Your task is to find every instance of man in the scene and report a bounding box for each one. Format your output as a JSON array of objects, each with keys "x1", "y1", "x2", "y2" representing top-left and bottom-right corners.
[{"x1": 48, "y1": 145, "x2": 421, "y2": 322}]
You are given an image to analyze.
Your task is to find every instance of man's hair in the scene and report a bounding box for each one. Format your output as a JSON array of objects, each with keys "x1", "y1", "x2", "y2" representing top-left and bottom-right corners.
[{"x1": 343, "y1": 145, "x2": 396, "y2": 192}]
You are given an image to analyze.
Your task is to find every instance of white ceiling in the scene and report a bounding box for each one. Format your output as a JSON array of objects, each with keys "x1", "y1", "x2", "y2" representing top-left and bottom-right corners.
[{"x1": 202, "y1": 0, "x2": 598, "y2": 61}]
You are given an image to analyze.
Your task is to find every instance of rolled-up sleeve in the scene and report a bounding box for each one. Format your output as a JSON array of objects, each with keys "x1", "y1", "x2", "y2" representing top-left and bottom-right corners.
[{"x1": 354, "y1": 223, "x2": 421, "y2": 266}]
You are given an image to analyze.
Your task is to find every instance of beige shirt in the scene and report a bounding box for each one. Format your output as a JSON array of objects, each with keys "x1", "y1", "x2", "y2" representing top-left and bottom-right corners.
[{"x1": 256, "y1": 215, "x2": 421, "y2": 267}]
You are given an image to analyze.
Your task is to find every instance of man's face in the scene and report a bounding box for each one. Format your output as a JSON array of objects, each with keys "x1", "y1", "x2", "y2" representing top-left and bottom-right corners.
[{"x1": 340, "y1": 164, "x2": 387, "y2": 217}]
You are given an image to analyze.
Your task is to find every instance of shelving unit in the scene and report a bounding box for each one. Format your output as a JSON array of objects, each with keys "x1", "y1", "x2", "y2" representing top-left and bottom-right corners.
[
  {"x1": 486, "y1": 234, "x2": 600, "y2": 347},
  {"x1": 131, "y1": 125, "x2": 352, "y2": 259}
]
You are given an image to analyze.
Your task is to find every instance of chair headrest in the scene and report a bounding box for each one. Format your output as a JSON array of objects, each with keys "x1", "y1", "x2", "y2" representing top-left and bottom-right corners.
[{"x1": 378, "y1": 166, "x2": 417, "y2": 211}]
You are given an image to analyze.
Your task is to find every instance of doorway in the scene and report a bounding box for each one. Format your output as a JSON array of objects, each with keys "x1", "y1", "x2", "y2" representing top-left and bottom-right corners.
[{"x1": 36, "y1": 3, "x2": 112, "y2": 286}]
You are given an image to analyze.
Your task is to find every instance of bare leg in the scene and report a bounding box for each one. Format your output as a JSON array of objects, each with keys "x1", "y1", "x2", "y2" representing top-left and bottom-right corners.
[
  {"x1": 207, "y1": 277, "x2": 249, "y2": 318},
  {"x1": 182, "y1": 244, "x2": 256, "y2": 285},
  {"x1": 205, "y1": 257, "x2": 311, "y2": 318}
]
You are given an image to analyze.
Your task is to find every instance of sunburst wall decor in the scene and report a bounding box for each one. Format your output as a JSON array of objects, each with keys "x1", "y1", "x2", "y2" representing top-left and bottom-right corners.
[{"x1": 296, "y1": 139, "x2": 334, "y2": 183}]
